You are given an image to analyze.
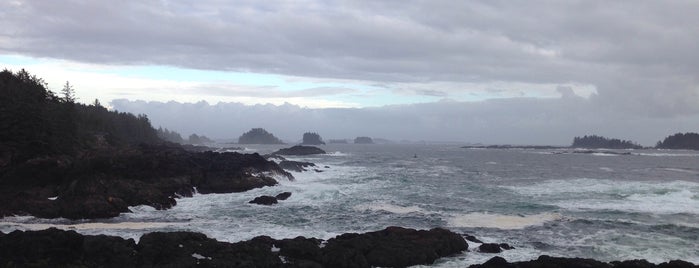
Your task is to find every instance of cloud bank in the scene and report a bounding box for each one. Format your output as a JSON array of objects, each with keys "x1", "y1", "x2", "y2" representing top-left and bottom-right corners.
[{"x1": 111, "y1": 97, "x2": 698, "y2": 146}]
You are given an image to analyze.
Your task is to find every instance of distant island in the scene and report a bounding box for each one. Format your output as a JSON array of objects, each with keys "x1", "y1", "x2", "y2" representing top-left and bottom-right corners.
[
  {"x1": 354, "y1": 136, "x2": 374, "y2": 144},
  {"x1": 572, "y1": 135, "x2": 642, "y2": 149},
  {"x1": 238, "y1": 128, "x2": 284, "y2": 144},
  {"x1": 301, "y1": 132, "x2": 325, "y2": 145},
  {"x1": 656, "y1": 132, "x2": 699, "y2": 150},
  {"x1": 157, "y1": 127, "x2": 212, "y2": 145}
]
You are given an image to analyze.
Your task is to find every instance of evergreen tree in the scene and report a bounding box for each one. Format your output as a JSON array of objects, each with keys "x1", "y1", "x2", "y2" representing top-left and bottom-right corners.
[{"x1": 61, "y1": 81, "x2": 76, "y2": 103}]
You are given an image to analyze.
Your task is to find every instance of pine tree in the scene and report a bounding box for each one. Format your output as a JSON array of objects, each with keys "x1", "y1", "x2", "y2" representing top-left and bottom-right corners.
[{"x1": 61, "y1": 81, "x2": 76, "y2": 103}]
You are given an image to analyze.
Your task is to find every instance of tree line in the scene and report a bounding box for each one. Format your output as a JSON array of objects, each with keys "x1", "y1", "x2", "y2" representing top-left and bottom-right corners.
[
  {"x1": 1, "y1": 69, "x2": 161, "y2": 163},
  {"x1": 572, "y1": 133, "x2": 699, "y2": 150}
]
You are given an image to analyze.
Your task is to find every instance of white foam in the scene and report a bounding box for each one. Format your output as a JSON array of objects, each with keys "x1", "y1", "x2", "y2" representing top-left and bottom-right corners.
[
  {"x1": 663, "y1": 168, "x2": 699, "y2": 174},
  {"x1": 557, "y1": 189, "x2": 699, "y2": 215},
  {"x1": 599, "y1": 167, "x2": 614, "y2": 172},
  {"x1": 0, "y1": 221, "x2": 182, "y2": 231},
  {"x1": 447, "y1": 212, "x2": 562, "y2": 229},
  {"x1": 353, "y1": 203, "x2": 424, "y2": 214},
  {"x1": 47, "y1": 196, "x2": 58, "y2": 201},
  {"x1": 326, "y1": 151, "x2": 349, "y2": 156},
  {"x1": 637, "y1": 152, "x2": 699, "y2": 157},
  {"x1": 506, "y1": 179, "x2": 699, "y2": 215}
]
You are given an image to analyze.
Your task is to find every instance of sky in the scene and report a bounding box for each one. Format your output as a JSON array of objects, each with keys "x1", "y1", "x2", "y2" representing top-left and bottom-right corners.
[{"x1": 1, "y1": 1, "x2": 698, "y2": 145}]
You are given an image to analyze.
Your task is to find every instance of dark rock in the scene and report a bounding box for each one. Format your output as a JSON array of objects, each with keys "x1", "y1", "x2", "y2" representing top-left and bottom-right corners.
[
  {"x1": 462, "y1": 233, "x2": 483, "y2": 243},
  {"x1": 478, "y1": 243, "x2": 503, "y2": 253},
  {"x1": 0, "y1": 143, "x2": 292, "y2": 219},
  {"x1": 499, "y1": 243, "x2": 515, "y2": 250},
  {"x1": 82, "y1": 234, "x2": 139, "y2": 267},
  {"x1": 137, "y1": 231, "x2": 281, "y2": 267},
  {"x1": 612, "y1": 259, "x2": 655, "y2": 268},
  {"x1": 276, "y1": 192, "x2": 292, "y2": 200},
  {"x1": 314, "y1": 169, "x2": 324, "y2": 173},
  {"x1": 273, "y1": 145, "x2": 326, "y2": 156},
  {"x1": 279, "y1": 160, "x2": 316, "y2": 172},
  {"x1": 320, "y1": 226, "x2": 468, "y2": 268},
  {"x1": 249, "y1": 195, "x2": 278, "y2": 205},
  {"x1": 472, "y1": 256, "x2": 513, "y2": 268},
  {"x1": 277, "y1": 236, "x2": 323, "y2": 263},
  {"x1": 657, "y1": 260, "x2": 698, "y2": 268},
  {"x1": 471, "y1": 255, "x2": 614, "y2": 268},
  {"x1": 2, "y1": 228, "x2": 697, "y2": 268},
  {"x1": 0, "y1": 228, "x2": 137, "y2": 267}
]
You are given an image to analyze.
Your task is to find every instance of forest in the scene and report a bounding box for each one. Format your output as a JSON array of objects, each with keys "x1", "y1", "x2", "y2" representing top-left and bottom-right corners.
[
  {"x1": 0, "y1": 69, "x2": 161, "y2": 163},
  {"x1": 571, "y1": 135, "x2": 642, "y2": 149}
]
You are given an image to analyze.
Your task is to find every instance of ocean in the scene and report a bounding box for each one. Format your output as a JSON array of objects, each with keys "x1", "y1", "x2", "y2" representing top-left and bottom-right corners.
[{"x1": 2, "y1": 144, "x2": 698, "y2": 266}]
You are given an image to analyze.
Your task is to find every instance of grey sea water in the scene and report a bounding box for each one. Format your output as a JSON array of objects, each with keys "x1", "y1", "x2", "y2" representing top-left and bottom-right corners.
[{"x1": 2, "y1": 144, "x2": 698, "y2": 266}]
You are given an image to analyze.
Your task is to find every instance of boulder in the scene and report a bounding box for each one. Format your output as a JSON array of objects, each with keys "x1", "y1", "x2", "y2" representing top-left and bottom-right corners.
[
  {"x1": 249, "y1": 195, "x2": 278, "y2": 205},
  {"x1": 478, "y1": 243, "x2": 504, "y2": 253},
  {"x1": 272, "y1": 145, "x2": 326, "y2": 156},
  {"x1": 276, "y1": 192, "x2": 292, "y2": 200},
  {"x1": 137, "y1": 231, "x2": 281, "y2": 267},
  {"x1": 320, "y1": 226, "x2": 468, "y2": 268}
]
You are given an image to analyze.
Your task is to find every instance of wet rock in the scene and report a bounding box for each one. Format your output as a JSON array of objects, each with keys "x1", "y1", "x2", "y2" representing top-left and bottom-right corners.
[
  {"x1": 277, "y1": 236, "x2": 323, "y2": 263},
  {"x1": 272, "y1": 145, "x2": 326, "y2": 156},
  {"x1": 466, "y1": 255, "x2": 699, "y2": 268},
  {"x1": 462, "y1": 233, "x2": 483, "y2": 244},
  {"x1": 499, "y1": 243, "x2": 515, "y2": 250},
  {"x1": 0, "y1": 143, "x2": 292, "y2": 219},
  {"x1": 320, "y1": 226, "x2": 468, "y2": 268},
  {"x1": 0, "y1": 228, "x2": 137, "y2": 267},
  {"x1": 137, "y1": 231, "x2": 281, "y2": 267},
  {"x1": 279, "y1": 160, "x2": 316, "y2": 172},
  {"x1": 249, "y1": 195, "x2": 278, "y2": 205},
  {"x1": 276, "y1": 192, "x2": 292, "y2": 200},
  {"x1": 478, "y1": 243, "x2": 503, "y2": 253}
]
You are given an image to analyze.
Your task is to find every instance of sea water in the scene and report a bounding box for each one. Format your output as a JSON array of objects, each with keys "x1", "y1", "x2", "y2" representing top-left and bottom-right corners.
[{"x1": 2, "y1": 144, "x2": 698, "y2": 266}]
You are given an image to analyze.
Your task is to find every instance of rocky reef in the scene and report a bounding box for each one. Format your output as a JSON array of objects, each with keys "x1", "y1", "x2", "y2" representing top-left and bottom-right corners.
[
  {"x1": 272, "y1": 145, "x2": 326, "y2": 156},
  {"x1": 0, "y1": 143, "x2": 291, "y2": 219},
  {"x1": 470, "y1": 255, "x2": 697, "y2": 268},
  {"x1": 0, "y1": 227, "x2": 467, "y2": 268}
]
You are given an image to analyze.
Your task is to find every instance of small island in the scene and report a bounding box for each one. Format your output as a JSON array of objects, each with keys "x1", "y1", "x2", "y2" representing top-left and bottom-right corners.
[
  {"x1": 238, "y1": 128, "x2": 284, "y2": 144},
  {"x1": 301, "y1": 132, "x2": 325, "y2": 145},
  {"x1": 571, "y1": 135, "x2": 642, "y2": 149},
  {"x1": 656, "y1": 132, "x2": 699, "y2": 150},
  {"x1": 354, "y1": 136, "x2": 374, "y2": 144}
]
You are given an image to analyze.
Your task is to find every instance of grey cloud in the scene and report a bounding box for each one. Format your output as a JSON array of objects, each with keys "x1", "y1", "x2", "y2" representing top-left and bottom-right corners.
[
  {"x1": 2, "y1": 1, "x2": 699, "y2": 117},
  {"x1": 191, "y1": 84, "x2": 357, "y2": 98}
]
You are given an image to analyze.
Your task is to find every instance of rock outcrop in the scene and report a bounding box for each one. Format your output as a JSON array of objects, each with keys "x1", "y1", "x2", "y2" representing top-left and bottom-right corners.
[
  {"x1": 249, "y1": 195, "x2": 278, "y2": 205},
  {"x1": 272, "y1": 145, "x2": 326, "y2": 156},
  {"x1": 0, "y1": 144, "x2": 291, "y2": 219},
  {"x1": 0, "y1": 227, "x2": 468, "y2": 268},
  {"x1": 278, "y1": 160, "x2": 317, "y2": 172},
  {"x1": 2, "y1": 228, "x2": 696, "y2": 268},
  {"x1": 470, "y1": 255, "x2": 698, "y2": 268}
]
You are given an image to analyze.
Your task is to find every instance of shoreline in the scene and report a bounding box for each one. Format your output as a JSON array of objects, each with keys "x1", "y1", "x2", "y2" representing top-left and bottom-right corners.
[{"x1": 1, "y1": 227, "x2": 696, "y2": 267}]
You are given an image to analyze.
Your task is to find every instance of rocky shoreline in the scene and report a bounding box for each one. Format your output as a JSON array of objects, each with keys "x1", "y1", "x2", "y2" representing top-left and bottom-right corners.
[
  {"x1": 0, "y1": 143, "x2": 292, "y2": 219},
  {"x1": 1, "y1": 227, "x2": 696, "y2": 268},
  {"x1": 0, "y1": 226, "x2": 467, "y2": 267},
  {"x1": 1, "y1": 144, "x2": 697, "y2": 267}
]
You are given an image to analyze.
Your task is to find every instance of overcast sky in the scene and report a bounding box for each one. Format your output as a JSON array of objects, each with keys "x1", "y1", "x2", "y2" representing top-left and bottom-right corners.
[{"x1": 2, "y1": 1, "x2": 698, "y2": 145}]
